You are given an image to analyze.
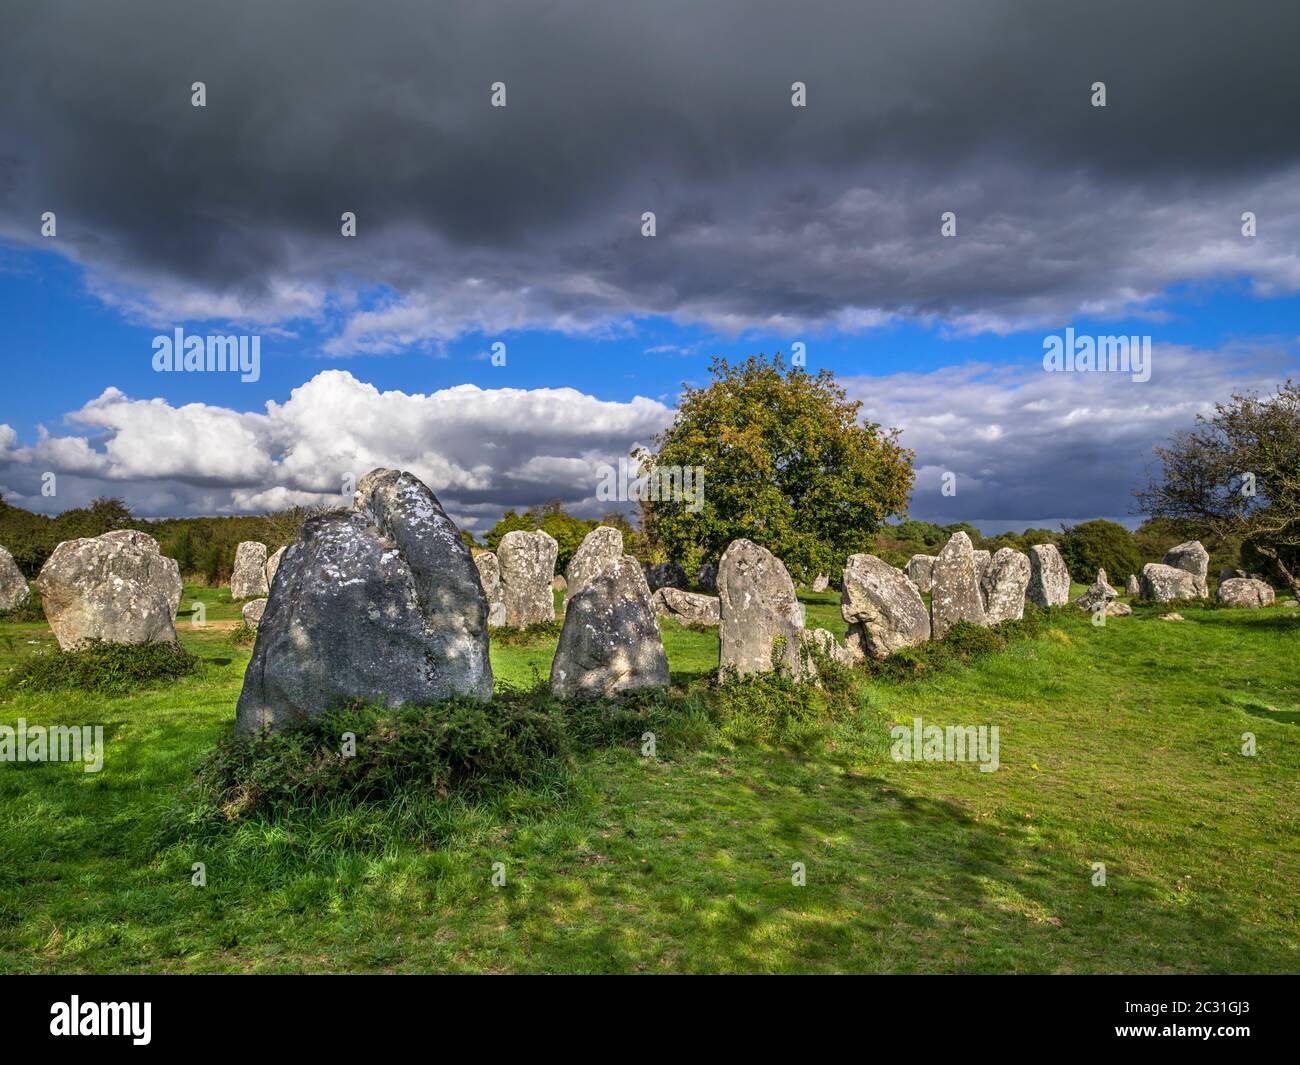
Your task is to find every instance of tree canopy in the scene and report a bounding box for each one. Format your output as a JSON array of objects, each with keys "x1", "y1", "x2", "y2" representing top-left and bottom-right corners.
[{"x1": 638, "y1": 354, "x2": 914, "y2": 581}]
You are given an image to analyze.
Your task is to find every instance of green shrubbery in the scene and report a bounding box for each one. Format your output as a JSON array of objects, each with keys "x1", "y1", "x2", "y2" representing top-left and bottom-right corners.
[{"x1": 4, "y1": 639, "x2": 200, "y2": 696}]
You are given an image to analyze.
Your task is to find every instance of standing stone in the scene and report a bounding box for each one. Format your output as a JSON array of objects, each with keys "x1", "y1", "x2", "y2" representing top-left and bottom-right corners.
[
  {"x1": 929, "y1": 532, "x2": 989, "y2": 639},
  {"x1": 550, "y1": 555, "x2": 668, "y2": 697},
  {"x1": 696, "y1": 562, "x2": 718, "y2": 592},
  {"x1": 1027, "y1": 543, "x2": 1071, "y2": 607},
  {"x1": 905, "y1": 554, "x2": 936, "y2": 595},
  {"x1": 264, "y1": 546, "x2": 286, "y2": 590},
  {"x1": 1217, "y1": 578, "x2": 1275, "y2": 609},
  {"x1": 973, "y1": 550, "x2": 992, "y2": 588},
  {"x1": 1075, "y1": 569, "x2": 1118, "y2": 613},
  {"x1": 717, "y1": 538, "x2": 806, "y2": 677},
  {"x1": 0, "y1": 545, "x2": 29, "y2": 610},
  {"x1": 1140, "y1": 562, "x2": 1199, "y2": 602},
  {"x1": 235, "y1": 468, "x2": 492, "y2": 735},
  {"x1": 473, "y1": 551, "x2": 506, "y2": 628},
  {"x1": 242, "y1": 598, "x2": 267, "y2": 628},
  {"x1": 1125, "y1": 574, "x2": 1140, "y2": 596},
  {"x1": 1163, "y1": 541, "x2": 1209, "y2": 597},
  {"x1": 981, "y1": 548, "x2": 1031, "y2": 623},
  {"x1": 800, "y1": 627, "x2": 857, "y2": 668},
  {"x1": 643, "y1": 561, "x2": 688, "y2": 592},
  {"x1": 651, "y1": 586, "x2": 721, "y2": 626},
  {"x1": 811, "y1": 574, "x2": 829, "y2": 592},
  {"x1": 497, "y1": 529, "x2": 559, "y2": 628},
  {"x1": 35, "y1": 530, "x2": 183, "y2": 650},
  {"x1": 565, "y1": 526, "x2": 623, "y2": 606},
  {"x1": 230, "y1": 541, "x2": 270, "y2": 600},
  {"x1": 840, "y1": 553, "x2": 930, "y2": 659}
]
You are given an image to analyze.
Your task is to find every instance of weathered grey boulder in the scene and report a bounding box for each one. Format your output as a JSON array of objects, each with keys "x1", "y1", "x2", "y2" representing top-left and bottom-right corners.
[
  {"x1": 643, "y1": 561, "x2": 688, "y2": 592},
  {"x1": 1217, "y1": 577, "x2": 1275, "y2": 609},
  {"x1": 235, "y1": 468, "x2": 492, "y2": 735},
  {"x1": 497, "y1": 529, "x2": 558, "y2": 628},
  {"x1": 800, "y1": 627, "x2": 857, "y2": 668},
  {"x1": 550, "y1": 555, "x2": 668, "y2": 697},
  {"x1": 36, "y1": 530, "x2": 183, "y2": 650},
  {"x1": 651, "y1": 586, "x2": 720, "y2": 626},
  {"x1": 1075, "y1": 569, "x2": 1118, "y2": 613},
  {"x1": 473, "y1": 551, "x2": 506, "y2": 628},
  {"x1": 840, "y1": 553, "x2": 930, "y2": 659},
  {"x1": 241, "y1": 598, "x2": 267, "y2": 628},
  {"x1": 811, "y1": 574, "x2": 829, "y2": 593},
  {"x1": 905, "y1": 554, "x2": 936, "y2": 595},
  {"x1": 980, "y1": 548, "x2": 1031, "y2": 623},
  {"x1": 565, "y1": 526, "x2": 623, "y2": 606},
  {"x1": 1163, "y1": 541, "x2": 1209, "y2": 597},
  {"x1": 1219, "y1": 566, "x2": 1247, "y2": 583},
  {"x1": 1125, "y1": 574, "x2": 1140, "y2": 596},
  {"x1": 1105, "y1": 601, "x2": 1133, "y2": 617},
  {"x1": 973, "y1": 550, "x2": 992, "y2": 589},
  {"x1": 0, "y1": 546, "x2": 29, "y2": 610},
  {"x1": 1140, "y1": 562, "x2": 1200, "y2": 602},
  {"x1": 930, "y1": 532, "x2": 989, "y2": 639},
  {"x1": 696, "y1": 562, "x2": 718, "y2": 592},
  {"x1": 1027, "y1": 543, "x2": 1071, "y2": 606},
  {"x1": 264, "y1": 546, "x2": 285, "y2": 590},
  {"x1": 718, "y1": 538, "x2": 806, "y2": 677},
  {"x1": 230, "y1": 541, "x2": 270, "y2": 600}
]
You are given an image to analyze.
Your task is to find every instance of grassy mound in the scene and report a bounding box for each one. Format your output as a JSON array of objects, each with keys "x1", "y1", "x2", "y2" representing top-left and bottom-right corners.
[{"x1": 4, "y1": 638, "x2": 200, "y2": 696}]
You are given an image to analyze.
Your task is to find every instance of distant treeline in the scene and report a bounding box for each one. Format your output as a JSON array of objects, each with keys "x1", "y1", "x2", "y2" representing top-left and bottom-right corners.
[{"x1": 0, "y1": 494, "x2": 1245, "y2": 588}]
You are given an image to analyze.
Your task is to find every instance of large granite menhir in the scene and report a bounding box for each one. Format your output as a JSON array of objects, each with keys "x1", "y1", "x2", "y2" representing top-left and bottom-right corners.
[
  {"x1": 565, "y1": 526, "x2": 623, "y2": 607},
  {"x1": 230, "y1": 541, "x2": 270, "y2": 600},
  {"x1": 0, "y1": 545, "x2": 29, "y2": 611},
  {"x1": 840, "y1": 553, "x2": 930, "y2": 659},
  {"x1": 1027, "y1": 543, "x2": 1071, "y2": 607},
  {"x1": 235, "y1": 468, "x2": 492, "y2": 735},
  {"x1": 36, "y1": 530, "x2": 183, "y2": 650},
  {"x1": 497, "y1": 529, "x2": 558, "y2": 628},
  {"x1": 929, "y1": 532, "x2": 988, "y2": 638},
  {"x1": 717, "y1": 538, "x2": 806, "y2": 677}
]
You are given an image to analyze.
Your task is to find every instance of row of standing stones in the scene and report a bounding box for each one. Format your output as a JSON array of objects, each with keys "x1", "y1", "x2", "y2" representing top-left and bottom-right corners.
[{"x1": 0, "y1": 469, "x2": 1285, "y2": 737}]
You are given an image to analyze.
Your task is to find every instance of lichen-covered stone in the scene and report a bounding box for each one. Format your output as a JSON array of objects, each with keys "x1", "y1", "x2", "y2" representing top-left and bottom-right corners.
[
  {"x1": 231, "y1": 541, "x2": 270, "y2": 600},
  {"x1": 930, "y1": 532, "x2": 988, "y2": 638},
  {"x1": 840, "y1": 553, "x2": 930, "y2": 658},
  {"x1": 981, "y1": 547, "x2": 1031, "y2": 623},
  {"x1": 1217, "y1": 577, "x2": 1275, "y2": 609},
  {"x1": 651, "y1": 586, "x2": 720, "y2": 626},
  {"x1": 497, "y1": 529, "x2": 558, "y2": 628},
  {"x1": 717, "y1": 538, "x2": 806, "y2": 677},
  {"x1": 1027, "y1": 543, "x2": 1071, "y2": 606}
]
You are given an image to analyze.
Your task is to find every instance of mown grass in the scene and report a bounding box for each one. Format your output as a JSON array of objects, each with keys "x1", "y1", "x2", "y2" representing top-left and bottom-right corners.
[{"x1": 0, "y1": 583, "x2": 1296, "y2": 973}]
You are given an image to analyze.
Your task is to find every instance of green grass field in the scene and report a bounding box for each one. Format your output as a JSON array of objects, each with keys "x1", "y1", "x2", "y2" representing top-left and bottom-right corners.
[{"x1": 0, "y1": 584, "x2": 1297, "y2": 973}]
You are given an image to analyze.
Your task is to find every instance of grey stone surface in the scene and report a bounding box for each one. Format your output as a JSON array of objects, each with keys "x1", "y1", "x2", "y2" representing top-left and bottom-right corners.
[
  {"x1": 800, "y1": 627, "x2": 857, "y2": 668},
  {"x1": 929, "y1": 532, "x2": 989, "y2": 639},
  {"x1": 1125, "y1": 574, "x2": 1140, "y2": 596},
  {"x1": 643, "y1": 561, "x2": 688, "y2": 592},
  {"x1": 1163, "y1": 540, "x2": 1209, "y2": 597},
  {"x1": 231, "y1": 541, "x2": 270, "y2": 600},
  {"x1": 473, "y1": 552, "x2": 507, "y2": 628},
  {"x1": 497, "y1": 529, "x2": 558, "y2": 628},
  {"x1": 651, "y1": 586, "x2": 720, "y2": 625},
  {"x1": 235, "y1": 468, "x2": 492, "y2": 735},
  {"x1": 1075, "y1": 569, "x2": 1118, "y2": 612},
  {"x1": 840, "y1": 553, "x2": 930, "y2": 659},
  {"x1": 973, "y1": 549, "x2": 992, "y2": 589},
  {"x1": 242, "y1": 598, "x2": 267, "y2": 628},
  {"x1": 1027, "y1": 543, "x2": 1071, "y2": 606},
  {"x1": 264, "y1": 546, "x2": 286, "y2": 590},
  {"x1": 0, "y1": 545, "x2": 29, "y2": 610},
  {"x1": 550, "y1": 555, "x2": 668, "y2": 697},
  {"x1": 717, "y1": 538, "x2": 806, "y2": 677},
  {"x1": 1140, "y1": 562, "x2": 1200, "y2": 602},
  {"x1": 1217, "y1": 577, "x2": 1275, "y2": 609},
  {"x1": 981, "y1": 547, "x2": 1031, "y2": 623},
  {"x1": 36, "y1": 529, "x2": 183, "y2": 650},
  {"x1": 564, "y1": 526, "x2": 623, "y2": 606},
  {"x1": 811, "y1": 574, "x2": 829, "y2": 592},
  {"x1": 1219, "y1": 566, "x2": 1247, "y2": 583},
  {"x1": 696, "y1": 563, "x2": 718, "y2": 592},
  {"x1": 905, "y1": 554, "x2": 935, "y2": 594}
]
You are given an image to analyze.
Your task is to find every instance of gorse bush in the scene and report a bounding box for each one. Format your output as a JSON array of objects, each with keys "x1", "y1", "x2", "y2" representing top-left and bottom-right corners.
[{"x1": 4, "y1": 639, "x2": 200, "y2": 696}]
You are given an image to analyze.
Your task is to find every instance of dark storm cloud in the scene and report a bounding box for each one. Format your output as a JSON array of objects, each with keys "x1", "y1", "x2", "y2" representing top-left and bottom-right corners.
[{"x1": 2, "y1": 0, "x2": 1299, "y2": 336}]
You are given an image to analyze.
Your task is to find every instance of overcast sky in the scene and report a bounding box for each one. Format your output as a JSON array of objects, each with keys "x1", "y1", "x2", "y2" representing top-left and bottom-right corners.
[{"x1": 1, "y1": 1, "x2": 1298, "y2": 533}]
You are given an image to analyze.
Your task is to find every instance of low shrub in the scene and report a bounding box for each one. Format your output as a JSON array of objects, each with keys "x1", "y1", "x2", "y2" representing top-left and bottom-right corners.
[
  {"x1": 489, "y1": 619, "x2": 564, "y2": 646},
  {"x1": 4, "y1": 639, "x2": 200, "y2": 696},
  {"x1": 0, "y1": 589, "x2": 45, "y2": 624}
]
